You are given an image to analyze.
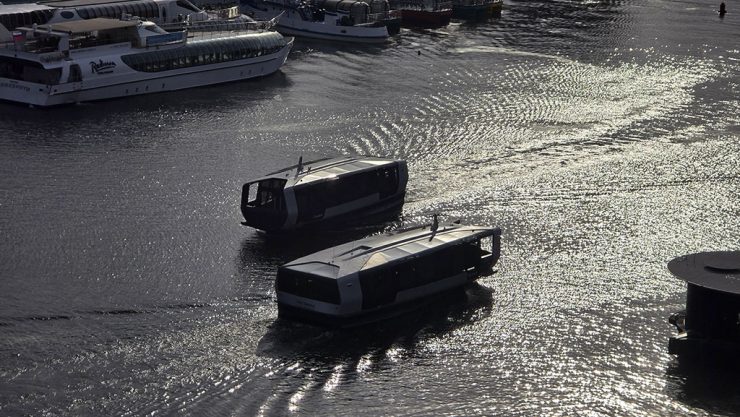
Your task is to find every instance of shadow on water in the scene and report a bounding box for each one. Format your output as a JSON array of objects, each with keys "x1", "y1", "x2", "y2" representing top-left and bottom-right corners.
[
  {"x1": 0, "y1": 303, "x2": 209, "y2": 325},
  {"x1": 664, "y1": 358, "x2": 740, "y2": 414},
  {"x1": 236, "y1": 223, "x2": 394, "y2": 275},
  {"x1": 237, "y1": 210, "x2": 406, "y2": 270},
  {"x1": 254, "y1": 283, "x2": 494, "y2": 364},
  {"x1": 290, "y1": 38, "x2": 396, "y2": 57}
]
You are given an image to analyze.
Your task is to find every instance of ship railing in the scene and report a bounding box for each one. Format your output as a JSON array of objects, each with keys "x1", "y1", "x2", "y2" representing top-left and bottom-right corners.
[
  {"x1": 158, "y1": 16, "x2": 279, "y2": 34},
  {"x1": 205, "y1": 5, "x2": 242, "y2": 19},
  {"x1": 1, "y1": 36, "x2": 133, "y2": 54},
  {"x1": 391, "y1": 0, "x2": 451, "y2": 11},
  {"x1": 367, "y1": 9, "x2": 401, "y2": 22},
  {"x1": 454, "y1": 0, "x2": 497, "y2": 5}
]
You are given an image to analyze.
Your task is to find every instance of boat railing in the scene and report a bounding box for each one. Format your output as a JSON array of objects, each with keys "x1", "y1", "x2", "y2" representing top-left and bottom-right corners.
[
  {"x1": 205, "y1": 5, "x2": 242, "y2": 19},
  {"x1": 0, "y1": 36, "x2": 133, "y2": 56},
  {"x1": 391, "y1": 0, "x2": 451, "y2": 11},
  {"x1": 367, "y1": 9, "x2": 401, "y2": 22},
  {"x1": 158, "y1": 15, "x2": 278, "y2": 34},
  {"x1": 453, "y1": 0, "x2": 497, "y2": 5}
]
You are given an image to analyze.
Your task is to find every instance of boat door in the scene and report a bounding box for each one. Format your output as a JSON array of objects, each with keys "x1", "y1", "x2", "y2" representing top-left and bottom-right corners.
[{"x1": 68, "y1": 63, "x2": 82, "y2": 90}]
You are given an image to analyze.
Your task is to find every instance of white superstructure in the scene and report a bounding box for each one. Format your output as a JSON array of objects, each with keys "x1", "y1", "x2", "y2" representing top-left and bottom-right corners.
[
  {"x1": 0, "y1": 17, "x2": 292, "y2": 106},
  {"x1": 241, "y1": 0, "x2": 400, "y2": 43},
  {"x1": 0, "y1": 0, "x2": 216, "y2": 41}
]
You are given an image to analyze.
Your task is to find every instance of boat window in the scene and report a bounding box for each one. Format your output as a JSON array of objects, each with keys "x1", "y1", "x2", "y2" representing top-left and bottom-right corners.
[
  {"x1": 276, "y1": 269, "x2": 340, "y2": 304},
  {"x1": 359, "y1": 266, "x2": 398, "y2": 309},
  {"x1": 176, "y1": 0, "x2": 201, "y2": 13},
  {"x1": 1, "y1": 10, "x2": 55, "y2": 31},
  {"x1": 378, "y1": 165, "x2": 399, "y2": 197},
  {"x1": 76, "y1": 8, "x2": 91, "y2": 19},
  {"x1": 479, "y1": 236, "x2": 492, "y2": 257},
  {"x1": 295, "y1": 186, "x2": 325, "y2": 221},
  {"x1": 121, "y1": 33, "x2": 287, "y2": 72},
  {"x1": 245, "y1": 179, "x2": 286, "y2": 210},
  {"x1": 68, "y1": 64, "x2": 82, "y2": 82},
  {"x1": 0, "y1": 57, "x2": 61, "y2": 85},
  {"x1": 393, "y1": 243, "x2": 482, "y2": 291}
]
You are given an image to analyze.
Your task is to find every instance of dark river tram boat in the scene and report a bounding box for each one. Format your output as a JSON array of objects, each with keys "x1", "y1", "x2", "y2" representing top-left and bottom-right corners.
[
  {"x1": 668, "y1": 251, "x2": 740, "y2": 362},
  {"x1": 275, "y1": 221, "x2": 502, "y2": 327},
  {"x1": 241, "y1": 156, "x2": 407, "y2": 232},
  {"x1": 389, "y1": 0, "x2": 451, "y2": 27},
  {"x1": 450, "y1": 0, "x2": 501, "y2": 19}
]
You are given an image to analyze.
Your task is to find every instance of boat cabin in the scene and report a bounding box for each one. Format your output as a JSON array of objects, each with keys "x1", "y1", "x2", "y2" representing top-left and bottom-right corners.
[
  {"x1": 0, "y1": 0, "x2": 210, "y2": 42},
  {"x1": 240, "y1": 156, "x2": 407, "y2": 232},
  {"x1": 667, "y1": 251, "x2": 740, "y2": 360},
  {"x1": 275, "y1": 222, "x2": 502, "y2": 326}
]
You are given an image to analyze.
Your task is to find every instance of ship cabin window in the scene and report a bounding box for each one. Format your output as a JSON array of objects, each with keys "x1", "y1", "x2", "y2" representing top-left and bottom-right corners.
[
  {"x1": 245, "y1": 178, "x2": 286, "y2": 210},
  {"x1": 276, "y1": 269, "x2": 340, "y2": 304},
  {"x1": 358, "y1": 241, "x2": 485, "y2": 309},
  {"x1": 176, "y1": 0, "x2": 201, "y2": 13},
  {"x1": 68, "y1": 27, "x2": 136, "y2": 49},
  {"x1": 121, "y1": 34, "x2": 287, "y2": 72},
  {"x1": 479, "y1": 235, "x2": 493, "y2": 257},
  {"x1": 76, "y1": 2, "x2": 159, "y2": 20},
  {"x1": 68, "y1": 64, "x2": 82, "y2": 82},
  {"x1": 0, "y1": 57, "x2": 61, "y2": 84},
  {"x1": 294, "y1": 164, "x2": 400, "y2": 222},
  {"x1": 0, "y1": 10, "x2": 54, "y2": 32}
]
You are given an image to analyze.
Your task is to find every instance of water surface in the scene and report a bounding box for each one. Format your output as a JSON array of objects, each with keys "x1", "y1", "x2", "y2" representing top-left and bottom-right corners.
[{"x1": 1, "y1": 0, "x2": 740, "y2": 415}]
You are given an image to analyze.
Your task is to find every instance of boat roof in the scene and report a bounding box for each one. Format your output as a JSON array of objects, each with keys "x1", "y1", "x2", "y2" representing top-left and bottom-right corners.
[
  {"x1": 668, "y1": 251, "x2": 740, "y2": 294},
  {"x1": 248, "y1": 156, "x2": 401, "y2": 188},
  {"x1": 0, "y1": 4, "x2": 55, "y2": 13},
  {"x1": 281, "y1": 224, "x2": 501, "y2": 280},
  {"x1": 40, "y1": 0, "x2": 155, "y2": 6},
  {"x1": 34, "y1": 17, "x2": 139, "y2": 33}
]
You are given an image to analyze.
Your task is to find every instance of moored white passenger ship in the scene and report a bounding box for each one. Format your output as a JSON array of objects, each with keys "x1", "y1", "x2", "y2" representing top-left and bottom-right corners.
[
  {"x1": 276, "y1": 222, "x2": 502, "y2": 327},
  {"x1": 241, "y1": 156, "x2": 408, "y2": 232},
  {"x1": 0, "y1": 17, "x2": 292, "y2": 106}
]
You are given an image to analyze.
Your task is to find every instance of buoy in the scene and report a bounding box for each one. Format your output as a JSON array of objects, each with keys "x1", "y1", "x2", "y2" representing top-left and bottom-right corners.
[{"x1": 719, "y1": 2, "x2": 726, "y2": 16}]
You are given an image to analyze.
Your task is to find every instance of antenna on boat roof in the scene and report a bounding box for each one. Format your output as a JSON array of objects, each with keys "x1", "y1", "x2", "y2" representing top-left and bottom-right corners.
[{"x1": 296, "y1": 155, "x2": 303, "y2": 177}]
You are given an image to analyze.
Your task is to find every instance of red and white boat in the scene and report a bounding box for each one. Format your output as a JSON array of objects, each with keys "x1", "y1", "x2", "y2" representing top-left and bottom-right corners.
[{"x1": 390, "y1": 0, "x2": 451, "y2": 27}]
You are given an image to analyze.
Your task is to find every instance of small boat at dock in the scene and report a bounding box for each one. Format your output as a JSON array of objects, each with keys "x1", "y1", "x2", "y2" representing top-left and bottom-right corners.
[
  {"x1": 241, "y1": 0, "x2": 401, "y2": 43},
  {"x1": 240, "y1": 156, "x2": 408, "y2": 232},
  {"x1": 389, "y1": 0, "x2": 451, "y2": 27},
  {"x1": 667, "y1": 251, "x2": 740, "y2": 363},
  {"x1": 275, "y1": 220, "x2": 502, "y2": 327}
]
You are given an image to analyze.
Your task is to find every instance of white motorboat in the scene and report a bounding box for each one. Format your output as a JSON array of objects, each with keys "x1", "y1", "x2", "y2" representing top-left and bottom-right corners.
[
  {"x1": 0, "y1": 17, "x2": 293, "y2": 106},
  {"x1": 241, "y1": 0, "x2": 400, "y2": 43}
]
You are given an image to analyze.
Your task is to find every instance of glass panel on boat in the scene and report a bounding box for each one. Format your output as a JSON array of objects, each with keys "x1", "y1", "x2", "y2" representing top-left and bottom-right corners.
[
  {"x1": 68, "y1": 64, "x2": 82, "y2": 82},
  {"x1": 276, "y1": 269, "x2": 341, "y2": 304},
  {"x1": 176, "y1": 0, "x2": 200, "y2": 13},
  {"x1": 0, "y1": 57, "x2": 61, "y2": 85},
  {"x1": 245, "y1": 178, "x2": 286, "y2": 210},
  {"x1": 360, "y1": 267, "x2": 398, "y2": 309}
]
